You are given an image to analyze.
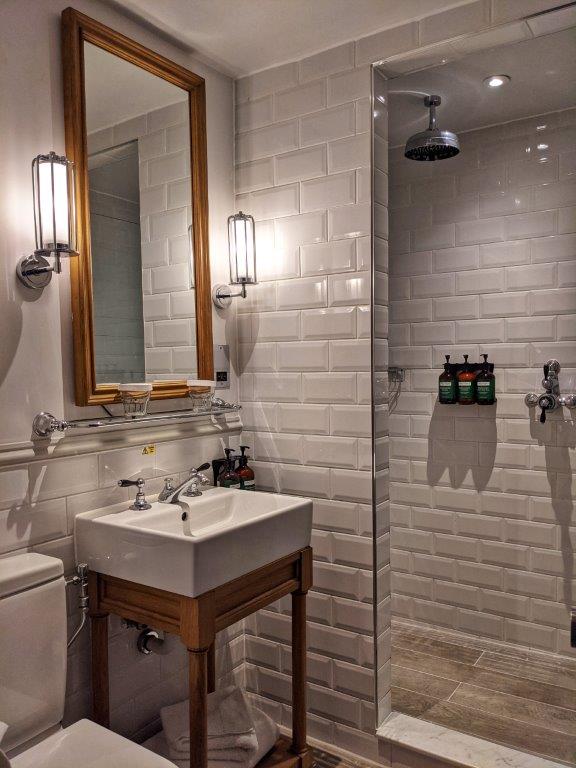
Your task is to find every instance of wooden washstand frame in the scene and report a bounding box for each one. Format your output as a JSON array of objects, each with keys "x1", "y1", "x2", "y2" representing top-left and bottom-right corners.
[{"x1": 88, "y1": 547, "x2": 314, "y2": 768}]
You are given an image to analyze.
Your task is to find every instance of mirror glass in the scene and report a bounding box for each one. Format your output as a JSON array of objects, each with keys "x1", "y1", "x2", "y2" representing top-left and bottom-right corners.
[{"x1": 84, "y1": 42, "x2": 197, "y2": 385}]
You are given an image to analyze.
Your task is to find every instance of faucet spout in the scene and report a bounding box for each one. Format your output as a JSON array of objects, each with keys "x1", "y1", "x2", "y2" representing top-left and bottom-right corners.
[{"x1": 158, "y1": 463, "x2": 211, "y2": 504}]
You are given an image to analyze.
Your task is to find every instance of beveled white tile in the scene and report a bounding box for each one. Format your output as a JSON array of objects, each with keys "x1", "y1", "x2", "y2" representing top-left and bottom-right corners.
[
  {"x1": 299, "y1": 43, "x2": 354, "y2": 82},
  {"x1": 301, "y1": 240, "x2": 356, "y2": 277},
  {"x1": 238, "y1": 342, "x2": 276, "y2": 372},
  {"x1": 275, "y1": 80, "x2": 326, "y2": 121},
  {"x1": 301, "y1": 307, "x2": 356, "y2": 340},
  {"x1": 303, "y1": 435, "x2": 357, "y2": 469},
  {"x1": 419, "y1": 0, "x2": 490, "y2": 45},
  {"x1": 277, "y1": 341, "x2": 329, "y2": 371},
  {"x1": 506, "y1": 210, "x2": 556, "y2": 240},
  {"x1": 277, "y1": 404, "x2": 330, "y2": 435},
  {"x1": 236, "y1": 120, "x2": 299, "y2": 163},
  {"x1": 327, "y1": 66, "x2": 370, "y2": 107},
  {"x1": 328, "y1": 134, "x2": 370, "y2": 174},
  {"x1": 276, "y1": 276, "x2": 327, "y2": 310},
  {"x1": 300, "y1": 103, "x2": 356, "y2": 147},
  {"x1": 238, "y1": 183, "x2": 299, "y2": 221},
  {"x1": 331, "y1": 405, "x2": 371, "y2": 437},
  {"x1": 329, "y1": 273, "x2": 370, "y2": 306},
  {"x1": 0, "y1": 498, "x2": 67, "y2": 555},
  {"x1": 253, "y1": 372, "x2": 301, "y2": 402},
  {"x1": 330, "y1": 203, "x2": 370, "y2": 240},
  {"x1": 236, "y1": 96, "x2": 273, "y2": 132},
  {"x1": 236, "y1": 63, "x2": 298, "y2": 102},
  {"x1": 531, "y1": 233, "x2": 576, "y2": 263},
  {"x1": 302, "y1": 372, "x2": 357, "y2": 405},
  {"x1": 355, "y1": 22, "x2": 418, "y2": 67},
  {"x1": 275, "y1": 145, "x2": 327, "y2": 184},
  {"x1": 253, "y1": 311, "x2": 300, "y2": 341},
  {"x1": 302, "y1": 172, "x2": 355, "y2": 212},
  {"x1": 279, "y1": 464, "x2": 330, "y2": 499},
  {"x1": 275, "y1": 212, "x2": 327, "y2": 262},
  {"x1": 330, "y1": 340, "x2": 370, "y2": 371},
  {"x1": 253, "y1": 433, "x2": 302, "y2": 464}
]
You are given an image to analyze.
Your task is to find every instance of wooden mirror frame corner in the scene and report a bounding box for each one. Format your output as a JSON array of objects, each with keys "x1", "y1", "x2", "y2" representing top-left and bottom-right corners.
[{"x1": 61, "y1": 7, "x2": 213, "y2": 406}]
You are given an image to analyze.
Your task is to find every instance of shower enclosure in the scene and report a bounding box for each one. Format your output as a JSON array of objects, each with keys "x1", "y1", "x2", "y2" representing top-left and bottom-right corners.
[{"x1": 372, "y1": 21, "x2": 576, "y2": 765}]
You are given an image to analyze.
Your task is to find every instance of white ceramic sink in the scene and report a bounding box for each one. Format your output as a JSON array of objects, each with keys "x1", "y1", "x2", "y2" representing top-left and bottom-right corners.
[{"x1": 75, "y1": 488, "x2": 312, "y2": 597}]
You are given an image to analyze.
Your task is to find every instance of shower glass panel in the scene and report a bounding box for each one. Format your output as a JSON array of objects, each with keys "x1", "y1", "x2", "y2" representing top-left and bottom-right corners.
[{"x1": 372, "y1": 25, "x2": 576, "y2": 762}]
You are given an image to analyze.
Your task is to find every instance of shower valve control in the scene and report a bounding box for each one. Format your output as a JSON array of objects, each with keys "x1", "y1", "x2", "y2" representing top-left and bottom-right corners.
[{"x1": 525, "y1": 360, "x2": 576, "y2": 423}]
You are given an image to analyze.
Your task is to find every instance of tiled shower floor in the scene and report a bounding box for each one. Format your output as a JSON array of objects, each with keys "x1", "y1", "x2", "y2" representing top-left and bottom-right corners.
[{"x1": 391, "y1": 620, "x2": 576, "y2": 766}]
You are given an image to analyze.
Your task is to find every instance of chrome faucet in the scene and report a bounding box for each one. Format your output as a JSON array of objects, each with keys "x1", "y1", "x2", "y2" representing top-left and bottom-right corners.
[
  {"x1": 118, "y1": 478, "x2": 152, "y2": 510},
  {"x1": 525, "y1": 360, "x2": 576, "y2": 423},
  {"x1": 158, "y1": 463, "x2": 211, "y2": 504}
]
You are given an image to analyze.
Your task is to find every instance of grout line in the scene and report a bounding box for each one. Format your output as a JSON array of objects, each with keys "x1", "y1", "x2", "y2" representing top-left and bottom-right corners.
[
  {"x1": 447, "y1": 681, "x2": 463, "y2": 702},
  {"x1": 473, "y1": 649, "x2": 487, "y2": 667}
]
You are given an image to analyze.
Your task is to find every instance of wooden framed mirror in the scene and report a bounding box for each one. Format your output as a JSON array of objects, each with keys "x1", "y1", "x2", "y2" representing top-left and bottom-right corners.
[{"x1": 62, "y1": 8, "x2": 213, "y2": 406}]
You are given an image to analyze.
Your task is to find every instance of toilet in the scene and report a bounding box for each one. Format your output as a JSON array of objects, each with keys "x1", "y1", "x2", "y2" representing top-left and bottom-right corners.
[{"x1": 0, "y1": 553, "x2": 175, "y2": 768}]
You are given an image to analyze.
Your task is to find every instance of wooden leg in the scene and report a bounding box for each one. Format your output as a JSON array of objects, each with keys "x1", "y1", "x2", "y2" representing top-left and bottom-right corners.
[
  {"x1": 291, "y1": 591, "x2": 311, "y2": 764},
  {"x1": 188, "y1": 648, "x2": 209, "y2": 768},
  {"x1": 90, "y1": 612, "x2": 110, "y2": 727},
  {"x1": 207, "y1": 642, "x2": 216, "y2": 694}
]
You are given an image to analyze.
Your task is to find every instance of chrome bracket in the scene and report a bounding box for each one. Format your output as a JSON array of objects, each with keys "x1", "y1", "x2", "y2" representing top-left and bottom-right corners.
[
  {"x1": 32, "y1": 412, "x2": 71, "y2": 437},
  {"x1": 212, "y1": 283, "x2": 247, "y2": 309}
]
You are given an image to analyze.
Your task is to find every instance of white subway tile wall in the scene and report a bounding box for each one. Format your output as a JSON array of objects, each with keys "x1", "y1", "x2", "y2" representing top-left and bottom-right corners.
[
  {"x1": 235, "y1": 49, "x2": 380, "y2": 756},
  {"x1": 388, "y1": 108, "x2": 576, "y2": 657}
]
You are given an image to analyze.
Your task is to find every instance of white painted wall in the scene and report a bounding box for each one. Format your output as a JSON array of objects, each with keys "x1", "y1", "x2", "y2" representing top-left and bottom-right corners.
[{"x1": 0, "y1": 0, "x2": 236, "y2": 445}]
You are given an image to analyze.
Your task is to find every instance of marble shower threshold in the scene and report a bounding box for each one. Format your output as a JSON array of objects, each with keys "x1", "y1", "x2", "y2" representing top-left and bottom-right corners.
[{"x1": 378, "y1": 712, "x2": 569, "y2": 768}]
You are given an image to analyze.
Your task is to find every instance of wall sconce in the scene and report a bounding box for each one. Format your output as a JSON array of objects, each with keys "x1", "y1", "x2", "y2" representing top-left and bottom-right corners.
[
  {"x1": 212, "y1": 211, "x2": 257, "y2": 308},
  {"x1": 16, "y1": 151, "x2": 76, "y2": 289}
]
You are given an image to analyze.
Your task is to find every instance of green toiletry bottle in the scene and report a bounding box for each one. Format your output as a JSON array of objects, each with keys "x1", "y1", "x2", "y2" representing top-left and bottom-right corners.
[
  {"x1": 218, "y1": 448, "x2": 241, "y2": 489},
  {"x1": 476, "y1": 353, "x2": 496, "y2": 405},
  {"x1": 438, "y1": 354, "x2": 457, "y2": 404}
]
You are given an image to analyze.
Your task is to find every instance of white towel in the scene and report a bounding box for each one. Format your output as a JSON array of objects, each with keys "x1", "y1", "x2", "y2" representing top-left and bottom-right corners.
[
  {"x1": 171, "y1": 707, "x2": 278, "y2": 768},
  {"x1": 161, "y1": 686, "x2": 256, "y2": 756},
  {"x1": 0, "y1": 721, "x2": 11, "y2": 768}
]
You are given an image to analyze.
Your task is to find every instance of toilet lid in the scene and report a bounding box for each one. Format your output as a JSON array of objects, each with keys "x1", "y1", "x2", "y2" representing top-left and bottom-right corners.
[{"x1": 10, "y1": 720, "x2": 175, "y2": 768}]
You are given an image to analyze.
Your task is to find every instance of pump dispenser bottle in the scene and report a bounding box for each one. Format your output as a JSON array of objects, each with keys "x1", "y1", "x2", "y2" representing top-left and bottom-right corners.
[
  {"x1": 457, "y1": 354, "x2": 476, "y2": 405},
  {"x1": 218, "y1": 448, "x2": 241, "y2": 489},
  {"x1": 476, "y1": 354, "x2": 496, "y2": 405},
  {"x1": 438, "y1": 355, "x2": 457, "y2": 404},
  {"x1": 237, "y1": 446, "x2": 255, "y2": 490}
]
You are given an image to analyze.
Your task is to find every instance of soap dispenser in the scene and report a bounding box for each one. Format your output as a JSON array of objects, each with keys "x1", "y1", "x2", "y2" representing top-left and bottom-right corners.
[
  {"x1": 476, "y1": 354, "x2": 496, "y2": 405},
  {"x1": 438, "y1": 355, "x2": 457, "y2": 404},
  {"x1": 457, "y1": 354, "x2": 476, "y2": 405},
  {"x1": 237, "y1": 446, "x2": 256, "y2": 491},
  {"x1": 218, "y1": 448, "x2": 241, "y2": 489}
]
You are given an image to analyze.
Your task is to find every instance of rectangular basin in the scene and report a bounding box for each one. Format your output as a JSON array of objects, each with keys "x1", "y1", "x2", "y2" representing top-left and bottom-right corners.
[{"x1": 75, "y1": 488, "x2": 312, "y2": 597}]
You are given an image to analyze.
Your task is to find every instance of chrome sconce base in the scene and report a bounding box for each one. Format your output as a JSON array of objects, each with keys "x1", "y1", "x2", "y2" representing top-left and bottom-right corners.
[
  {"x1": 16, "y1": 252, "x2": 55, "y2": 290},
  {"x1": 212, "y1": 282, "x2": 248, "y2": 309}
]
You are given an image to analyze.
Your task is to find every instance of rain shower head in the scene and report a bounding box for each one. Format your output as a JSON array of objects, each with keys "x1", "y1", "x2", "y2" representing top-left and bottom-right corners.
[{"x1": 404, "y1": 95, "x2": 460, "y2": 161}]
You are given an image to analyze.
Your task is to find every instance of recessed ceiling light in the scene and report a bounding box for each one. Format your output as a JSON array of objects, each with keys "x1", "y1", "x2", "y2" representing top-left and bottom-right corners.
[{"x1": 483, "y1": 74, "x2": 511, "y2": 88}]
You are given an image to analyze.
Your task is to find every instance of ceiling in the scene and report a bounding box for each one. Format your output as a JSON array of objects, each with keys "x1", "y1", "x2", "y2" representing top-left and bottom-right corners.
[
  {"x1": 387, "y1": 27, "x2": 576, "y2": 146},
  {"x1": 106, "y1": 0, "x2": 477, "y2": 76},
  {"x1": 85, "y1": 42, "x2": 187, "y2": 132}
]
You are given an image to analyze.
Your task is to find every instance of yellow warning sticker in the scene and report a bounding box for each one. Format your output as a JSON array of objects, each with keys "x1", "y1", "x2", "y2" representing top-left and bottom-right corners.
[{"x1": 142, "y1": 444, "x2": 156, "y2": 455}]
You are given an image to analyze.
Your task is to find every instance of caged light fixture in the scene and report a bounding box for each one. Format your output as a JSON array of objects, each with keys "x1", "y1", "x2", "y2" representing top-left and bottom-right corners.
[
  {"x1": 17, "y1": 151, "x2": 76, "y2": 289},
  {"x1": 212, "y1": 211, "x2": 257, "y2": 308}
]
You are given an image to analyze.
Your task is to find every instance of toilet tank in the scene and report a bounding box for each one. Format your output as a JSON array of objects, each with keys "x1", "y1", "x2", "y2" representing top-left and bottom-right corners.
[{"x1": 0, "y1": 553, "x2": 67, "y2": 753}]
